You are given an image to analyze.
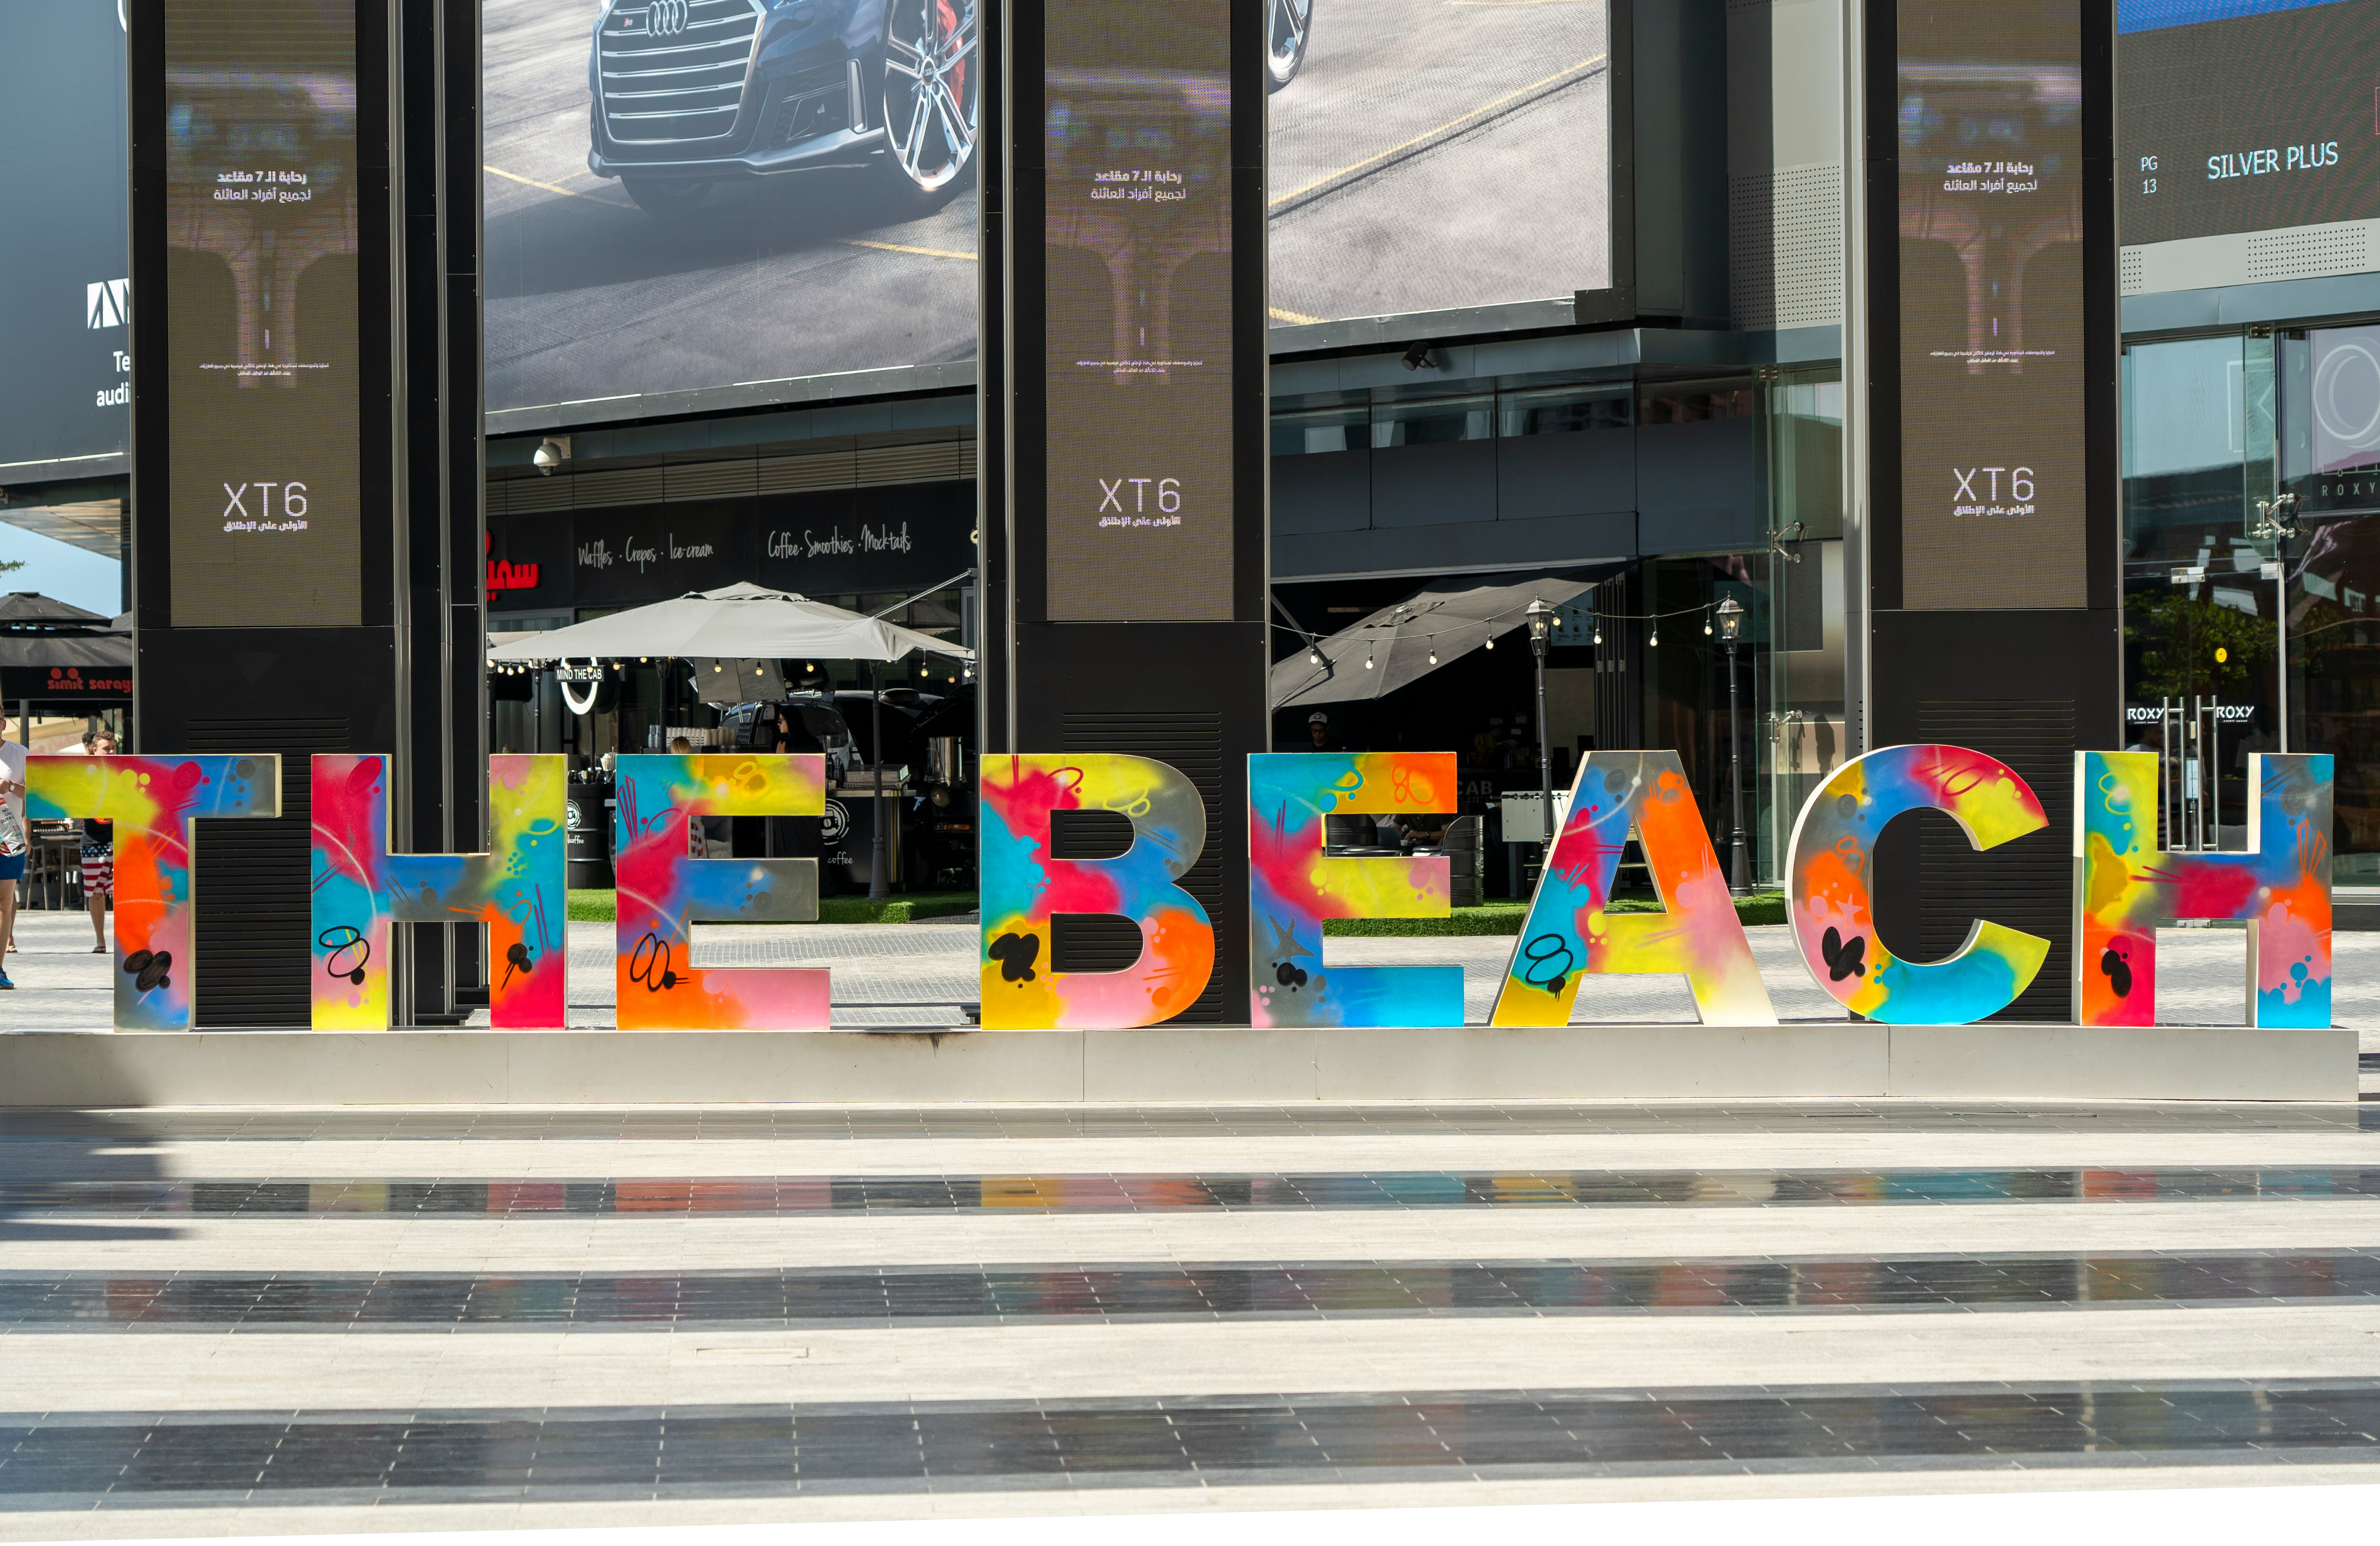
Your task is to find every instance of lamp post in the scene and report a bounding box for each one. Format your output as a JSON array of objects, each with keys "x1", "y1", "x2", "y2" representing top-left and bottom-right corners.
[
  {"x1": 868, "y1": 659, "x2": 889, "y2": 901},
  {"x1": 2253, "y1": 493, "x2": 2301, "y2": 753},
  {"x1": 1524, "y1": 599, "x2": 1556, "y2": 864},
  {"x1": 1715, "y1": 595, "x2": 1750, "y2": 896}
]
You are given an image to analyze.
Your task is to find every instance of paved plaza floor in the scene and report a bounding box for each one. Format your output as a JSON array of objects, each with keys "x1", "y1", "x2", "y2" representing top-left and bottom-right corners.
[
  {"x1": 4, "y1": 916, "x2": 2379, "y2": 1534},
  {"x1": 8, "y1": 1093, "x2": 2380, "y2": 1535}
]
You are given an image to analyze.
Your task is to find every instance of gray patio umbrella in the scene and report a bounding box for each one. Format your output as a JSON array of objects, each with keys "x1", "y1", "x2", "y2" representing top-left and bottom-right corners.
[
  {"x1": 0, "y1": 633, "x2": 132, "y2": 671},
  {"x1": 0, "y1": 592, "x2": 109, "y2": 627},
  {"x1": 1270, "y1": 575, "x2": 1595, "y2": 708}
]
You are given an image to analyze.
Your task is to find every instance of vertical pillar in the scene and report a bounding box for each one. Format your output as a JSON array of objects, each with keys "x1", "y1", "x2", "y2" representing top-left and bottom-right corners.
[
  {"x1": 1853, "y1": 0, "x2": 2121, "y2": 1019},
  {"x1": 128, "y1": 0, "x2": 482, "y2": 1025},
  {"x1": 982, "y1": 0, "x2": 1270, "y2": 1022}
]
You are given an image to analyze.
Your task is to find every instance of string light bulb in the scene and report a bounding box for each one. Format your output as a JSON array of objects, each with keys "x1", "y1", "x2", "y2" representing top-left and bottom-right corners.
[
  {"x1": 1427, "y1": 648, "x2": 1438, "y2": 665},
  {"x1": 1704, "y1": 610, "x2": 1714, "y2": 636},
  {"x1": 1485, "y1": 636, "x2": 1495, "y2": 650},
  {"x1": 1592, "y1": 624, "x2": 1603, "y2": 646},
  {"x1": 1308, "y1": 646, "x2": 1323, "y2": 666},
  {"x1": 1364, "y1": 647, "x2": 1375, "y2": 671}
]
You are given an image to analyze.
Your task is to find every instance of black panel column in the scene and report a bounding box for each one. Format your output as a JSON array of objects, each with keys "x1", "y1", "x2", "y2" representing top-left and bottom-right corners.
[
  {"x1": 986, "y1": 0, "x2": 1270, "y2": 1024},
  {"x1": 128, "y1": 0, "x2": 483, "y2": 1026},
  {"x1": 1856, "y1": 0, "x2": 2121, "y2": 1021}
]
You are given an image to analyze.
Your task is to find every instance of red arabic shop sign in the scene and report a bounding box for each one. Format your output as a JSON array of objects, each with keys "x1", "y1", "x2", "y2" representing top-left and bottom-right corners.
[{"x1": 486, "y1": 533, "x2": 540, "y2": 594}]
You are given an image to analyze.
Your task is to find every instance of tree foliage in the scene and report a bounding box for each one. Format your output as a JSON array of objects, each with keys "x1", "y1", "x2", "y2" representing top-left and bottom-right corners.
[{"x1": 2126, "y1": 590, "x2": 2274, "y2": 700}]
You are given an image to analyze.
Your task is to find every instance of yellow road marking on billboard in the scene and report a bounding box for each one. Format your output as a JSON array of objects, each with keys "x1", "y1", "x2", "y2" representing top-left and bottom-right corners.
[
  {"x1": 1270, "y1": 53, "x2": 1608, "y2": 207},
  {"x1": 842, "y1": 238, "x2": 978, "y2": 261},
  {"x1": 484, "y1": 163, "x2": 634, "y2": 208}
]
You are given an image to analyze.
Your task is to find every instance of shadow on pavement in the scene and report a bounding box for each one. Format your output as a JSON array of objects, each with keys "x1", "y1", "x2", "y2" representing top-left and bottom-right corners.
[{"x1": 0, "y1": 1108, "x2": 180, "y2": 1243}]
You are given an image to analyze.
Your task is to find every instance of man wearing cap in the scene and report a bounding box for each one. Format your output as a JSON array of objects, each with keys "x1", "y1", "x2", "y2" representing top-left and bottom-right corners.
[{"x1": 1305, "y1": 711, "x2": 1337, "y2": 752}]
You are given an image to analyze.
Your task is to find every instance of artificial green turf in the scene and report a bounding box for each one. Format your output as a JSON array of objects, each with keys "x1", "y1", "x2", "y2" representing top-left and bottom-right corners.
[{"x1": 565, "y1": 889, "x2": 977, "y2": 925}]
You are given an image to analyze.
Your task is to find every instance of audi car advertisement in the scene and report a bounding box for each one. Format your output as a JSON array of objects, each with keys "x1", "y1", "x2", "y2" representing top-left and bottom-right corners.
[
  {"x1": 483, "y1": 0, "x2": 1611, "y2": 413},
  {"x1": 0, "y1": 0, "x2": 131, "y2": 478}
]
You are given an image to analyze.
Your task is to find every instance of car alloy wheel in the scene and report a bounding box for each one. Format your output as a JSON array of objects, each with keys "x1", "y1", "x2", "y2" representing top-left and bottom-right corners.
[
  {"x1": 1267, "y1": 0, "x2": 1311, "y2": 91},
  {"x1": 882, "y1": 0, "x2": 977, "y2": 193}
]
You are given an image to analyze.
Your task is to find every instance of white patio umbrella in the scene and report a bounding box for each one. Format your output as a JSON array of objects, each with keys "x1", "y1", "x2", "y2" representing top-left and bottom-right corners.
[
  {"x1": 485, "y1": 581, "x2": 970, "y2": 902},
  {"x1": 483, "y1": 581, "x2": 972, "y2": 664}
]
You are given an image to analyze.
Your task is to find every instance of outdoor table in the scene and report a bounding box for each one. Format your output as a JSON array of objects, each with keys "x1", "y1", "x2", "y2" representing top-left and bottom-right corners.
[{"x1": 24, "y1": 826, "x2": 81, "y2": 911}]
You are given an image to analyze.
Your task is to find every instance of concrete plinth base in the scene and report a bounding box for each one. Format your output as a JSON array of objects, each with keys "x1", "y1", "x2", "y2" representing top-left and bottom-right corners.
[{"x1": 0, "y1": 1022, "x2": 2354, "y2": 1106}]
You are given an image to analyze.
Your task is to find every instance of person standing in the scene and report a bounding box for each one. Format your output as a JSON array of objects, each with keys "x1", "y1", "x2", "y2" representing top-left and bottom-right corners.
[
  {"x1": 0, "y1": 711, "x2": 26, "y2": 988},
  {"x1": 81, "y1": 728, "x2": 117, "y2": 952}
]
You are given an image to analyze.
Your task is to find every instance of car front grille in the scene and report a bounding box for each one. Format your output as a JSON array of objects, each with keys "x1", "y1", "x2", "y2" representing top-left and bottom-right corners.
[{"x1": 597, "y1": 0, "x2": 764, "y2": 148}]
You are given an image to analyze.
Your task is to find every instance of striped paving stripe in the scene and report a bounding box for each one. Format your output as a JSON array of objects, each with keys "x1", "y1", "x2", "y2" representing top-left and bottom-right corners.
[
  {"x1": 15, "y1": 1166, "x2": 2380, "y2": 1214},
  {"x1": 10, "y1": 1306, "x2": 2380, "y2": 1411},
  {"x1": 6, "y1": 1100, "x2": 2368, "y2": 1139},
  {"x1": 12, "y1": 1198, "x2": 2380, "y2": 1274},
  {"x1": 10, "y1": 1252, "x2": 2380, "y2": 1328},
  {"x1": 10, "y1": 1380, "x2": 2380, "y2": 1507},
  {"x1": 13, "y1": 1130, "x2": 2380, "y2": 1180}
]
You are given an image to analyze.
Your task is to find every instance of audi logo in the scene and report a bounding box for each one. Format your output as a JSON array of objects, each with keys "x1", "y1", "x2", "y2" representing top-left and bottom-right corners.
[{"x1": 649, "y1": 0, "x2": 689, "y2": 35}]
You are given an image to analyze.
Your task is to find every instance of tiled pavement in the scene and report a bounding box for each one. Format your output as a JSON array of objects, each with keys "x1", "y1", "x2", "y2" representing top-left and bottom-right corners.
[
  {"x1": 7, "y1": 1097, "x2": 2380, "y2": 1536},
  {"x1": 5, "y1": 915, "x2": 2380, "y2": 1535}
]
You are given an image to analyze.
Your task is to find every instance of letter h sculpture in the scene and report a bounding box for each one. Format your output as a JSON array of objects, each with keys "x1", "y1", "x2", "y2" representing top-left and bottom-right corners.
[
  {"x1": 2075, "y1": 751, "x2": 2332, "y2": 1027},
  {"x1": 311, "y1": 754, "x2": 569, "y2": 1029}
]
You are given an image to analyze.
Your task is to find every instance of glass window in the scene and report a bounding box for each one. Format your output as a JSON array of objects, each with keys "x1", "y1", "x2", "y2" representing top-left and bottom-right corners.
[
  {"x1": 1498, "y1": 385, "x2": 1631, "y2": 437},
  {"x1": 2123, "y1": 336, "x2": 2250, "y2": 582},
  {"x1": 1373, "y1": 396, "x2": 1493, "y2": 447},
  {"x1": 1271, "y1": 405, "x2": 1372, "y2": 456},
  {"x1": 1759, "y1": 365, "x2": 1847, "y2": 886},
  {"x1": 2282, "y1": 324, "x2": 2380, "y2": 515},
  {"x1": 1640, "y1": 383, "x2": 1756, "y2": 425},
  {"x1": 1768, "y1": 370, "x2": 1844, "y2": 542}
]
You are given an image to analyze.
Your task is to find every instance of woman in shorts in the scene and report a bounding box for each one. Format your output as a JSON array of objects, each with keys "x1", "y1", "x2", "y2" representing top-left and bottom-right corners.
[{"x1": 81, "y1": 729, "x2": 116, "y2": 952}]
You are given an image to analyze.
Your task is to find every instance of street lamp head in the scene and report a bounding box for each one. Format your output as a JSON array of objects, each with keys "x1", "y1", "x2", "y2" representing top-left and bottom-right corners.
[
  {"x1": 1715, "y1": 595, "x2": 1745, "y2": 645},
  {"x1": 1524, "y1": 598, "x2": 1555, "y2": 660}
]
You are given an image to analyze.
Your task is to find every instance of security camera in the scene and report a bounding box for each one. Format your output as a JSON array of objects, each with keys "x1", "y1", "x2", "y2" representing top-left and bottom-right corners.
[
  {"x1": 533, "y1": 436, "x2": 571, "y2": 476},
  {"x1": 1401, "y1": 342, "x2": 1437, "y2": 372}
]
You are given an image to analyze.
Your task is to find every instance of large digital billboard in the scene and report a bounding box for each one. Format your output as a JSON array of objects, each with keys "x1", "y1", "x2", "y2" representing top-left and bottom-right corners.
[
  {"x1": 2119, "y1": 0, "x2": 2380, "y2": 254},
  {"x1": 1042, "y1": 0, "x2": 1235, "y2": 622},
  {"x1": 163, "y1": 0, "x2": 363, "y2": 627},
  {"x1": 482, "y1": 0, "x2": 1611, "y2": 414},
  {"x1": 1896, "y1": 0, "x2": 2088, "y2": 609},
  {"x1": 0, "y1": 0, "x2": 131, "y2": 479}
]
